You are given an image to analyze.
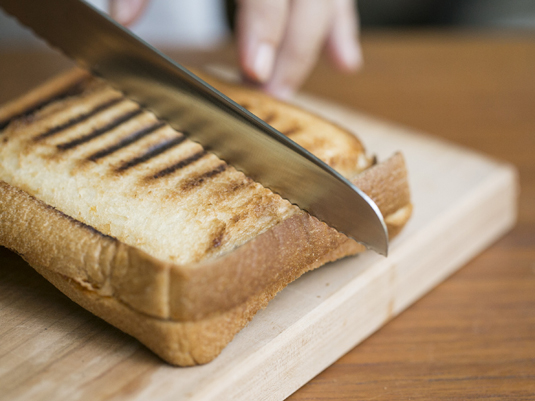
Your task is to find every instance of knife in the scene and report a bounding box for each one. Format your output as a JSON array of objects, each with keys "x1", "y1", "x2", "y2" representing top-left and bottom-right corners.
[{"x1": 0, "y1": 0, "x2": 389, "y2": 255}]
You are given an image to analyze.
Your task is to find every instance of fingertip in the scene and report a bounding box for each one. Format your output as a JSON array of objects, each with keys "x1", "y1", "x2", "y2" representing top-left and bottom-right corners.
[
  {"x1": 236, "y1": 0, "x2": 287, "y2": 85},
  {"x1": 262, "y1": 82, "x2": 295, "y2": 100},
  {"x1": 255, "y1": 43, "x2": 276, "y2": 83},
  {"x1": 327, "y1": 24, "x2": 364, "y2": 73},
  {"x1": 242, "y1": 41, "x2": 276, "y2": 84},
  {"x1": 339, "y1": 40, "x2": 364, "y2": 72},
  {"x1": 110, "y1": 0, "x2": 148, "y2": 26}
]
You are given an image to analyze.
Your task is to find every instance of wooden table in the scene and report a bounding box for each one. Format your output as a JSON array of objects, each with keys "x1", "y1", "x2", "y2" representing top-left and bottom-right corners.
[{"x1": 1, "y1": 31, "x2": 534, "y2": 399}]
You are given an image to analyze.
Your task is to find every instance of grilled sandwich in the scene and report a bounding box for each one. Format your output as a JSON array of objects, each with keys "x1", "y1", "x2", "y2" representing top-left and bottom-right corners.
[{"x1": 0, "y1": 69, "x2": 412, "y2": 365}]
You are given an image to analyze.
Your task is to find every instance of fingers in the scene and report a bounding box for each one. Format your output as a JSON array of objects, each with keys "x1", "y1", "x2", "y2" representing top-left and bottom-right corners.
[
  {"x1": 326, "y1": 0, "x2": 362, "y2": 72},
  {"x1": 236, "y1": 0, "x2": 289, "y2": 84},
  {"x1": 109, "y1": 0, "x2": 149, "y2": 26},
  {"x1": 263, "y1": 0, "x2": 336, "y2": 98}
]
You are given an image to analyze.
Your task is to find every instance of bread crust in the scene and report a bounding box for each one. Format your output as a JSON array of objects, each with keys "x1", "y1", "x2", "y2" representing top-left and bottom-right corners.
[{"x1": 0, "y1": 70, "x2": 412, "y2": 365}]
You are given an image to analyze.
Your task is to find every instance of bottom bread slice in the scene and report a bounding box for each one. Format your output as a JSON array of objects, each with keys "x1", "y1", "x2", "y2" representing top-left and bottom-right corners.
[{"x1": 35, "y1": 265, "x2": 267, "y2": 366}]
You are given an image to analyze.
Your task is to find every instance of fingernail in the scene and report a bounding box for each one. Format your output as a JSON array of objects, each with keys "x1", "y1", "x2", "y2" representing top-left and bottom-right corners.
[
  {"x1": 264, "y1": 84, "x2": 294, "y2": 100},
  {"x1": 253, "y1": 43, "x2": 275, "y2": 83},
  {"x1": 343, "y1": 40, "x2": 363, "y2": 70}
]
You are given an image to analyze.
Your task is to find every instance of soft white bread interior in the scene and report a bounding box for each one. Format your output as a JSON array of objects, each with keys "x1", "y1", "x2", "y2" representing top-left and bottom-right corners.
[{"x1": 0, "y1": 69, "x2": 411, "y2": 365}]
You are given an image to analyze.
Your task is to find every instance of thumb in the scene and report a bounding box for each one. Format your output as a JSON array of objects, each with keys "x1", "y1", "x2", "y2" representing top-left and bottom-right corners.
[{"x1": 109, "y1": 0, "x2": 149, "y2": 26}]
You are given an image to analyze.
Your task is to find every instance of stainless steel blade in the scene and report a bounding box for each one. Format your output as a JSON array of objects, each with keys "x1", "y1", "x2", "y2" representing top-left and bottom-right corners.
[{"x1": 0, "y1": 0, "x2": 389, "y2": 255}]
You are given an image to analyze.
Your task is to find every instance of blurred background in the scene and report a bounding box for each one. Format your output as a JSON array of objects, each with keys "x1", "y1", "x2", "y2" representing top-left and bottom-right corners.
[{"x1": 1, "y1": 0, "x2": 534, "y2": 49}]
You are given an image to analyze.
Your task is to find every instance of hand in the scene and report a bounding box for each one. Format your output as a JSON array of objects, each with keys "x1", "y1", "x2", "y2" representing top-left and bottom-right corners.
[
  {"x1": 237, "y1": 0, "x2": 362, "y2": 99},
  {"x1": 109, "y1": 0, "x2": 362, "y2": 99}
]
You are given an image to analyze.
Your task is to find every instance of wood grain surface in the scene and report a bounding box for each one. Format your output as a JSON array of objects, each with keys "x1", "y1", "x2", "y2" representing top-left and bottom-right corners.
[{"x1": 1, "y1": 31, "x2": 534, "y2": 399}]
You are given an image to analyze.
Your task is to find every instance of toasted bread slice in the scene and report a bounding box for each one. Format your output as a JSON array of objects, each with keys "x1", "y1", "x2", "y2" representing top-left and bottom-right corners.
[{"x1": 0, "y1": 69, "x2": 411, "y2": 365}]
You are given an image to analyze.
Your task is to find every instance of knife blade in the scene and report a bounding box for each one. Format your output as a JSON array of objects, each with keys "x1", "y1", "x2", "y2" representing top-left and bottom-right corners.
[{"x1": 0, "y1": 0, "x2": 389, "y2": 255}]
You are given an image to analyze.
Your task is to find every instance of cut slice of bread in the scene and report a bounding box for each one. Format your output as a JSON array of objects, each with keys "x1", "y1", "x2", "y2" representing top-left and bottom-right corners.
[{"x1": 0, "y1": 69, "x2": 412, "y2": 366}]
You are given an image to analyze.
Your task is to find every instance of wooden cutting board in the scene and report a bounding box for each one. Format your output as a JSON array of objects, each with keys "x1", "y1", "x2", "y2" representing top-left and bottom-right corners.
[{"x1": 0, "y1": 94, "x2": 517, "y2": 401}]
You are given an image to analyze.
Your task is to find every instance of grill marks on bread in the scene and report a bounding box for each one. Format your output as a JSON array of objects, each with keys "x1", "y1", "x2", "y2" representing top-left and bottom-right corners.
[
  {"x1": 180, "y1": 163, "x2": 228, "y2": 191},
  {"x1": 150, "y1": 150, "x2": 207, "y2": 179},
  {"x1": 280, "y1": 125, "x2": 302, "y2": 137},
  {"x1": 237, "y1": 102, "x2": 302, "y2": 137},
  {"x1": 7, "y1": 79, "x2": 305, "y2": 191},
  {"x1": 222, "y1": 77, "x2": 374, "y2": 177},
  {"x1": 3, "y1": 77, "x2": 324, "y2": 196},
  {"x1": 34, "y1": 97, "x2": 125, "y2": 141},
  {"x1": 0, "y1": 76, "x2": 88, "y2": 132},
  {"x1": 87, "y1": 121, "x2": 166, "y2": 162},
  {"x1": 116, "y1": 134, "x2": 187, "y2": 173},
  {"x1": 3, "y1": 79, "x2": 308, "y2": 215},
  {"x1": 57, "y1": 107, "x2": 143, "y2": 151},
  {"x1": 8, "y1": 82, "x2": 242, "y2": 195}
]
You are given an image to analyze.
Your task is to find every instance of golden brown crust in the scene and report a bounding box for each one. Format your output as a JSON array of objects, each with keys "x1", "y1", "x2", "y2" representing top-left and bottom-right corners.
[
  {"x1": 353, "y1": 152, "x2": 412, "y2": 238},
  {"x1": 0, "y1": 70, "x2": 412, "y2": 365}
]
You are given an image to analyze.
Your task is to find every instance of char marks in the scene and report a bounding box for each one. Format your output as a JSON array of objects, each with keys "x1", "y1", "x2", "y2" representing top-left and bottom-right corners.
[
  {"x1": 43, "y1": 202, "x2": 117, "y2": 241},
  {"x1": 57, "y1": 108, "x2": 143, "y2": 151},
  {"x1": 116, "y1": 135, "x2": 186, "y2": 172},
  {"x1": 34, "y1": 97, "x2": 124, "y2": 141},
  {"x1": 151, "y1": 150, "x2": 207, "y2": 179},
  {"x1": 7, "y1": 77, "x2": 240, "y2": 200},
  {"x1": 281, "y1": 125, "x2": 301, "y2": 137},
  {"x1": 263, "y1": 112, "x2": 276, "y2": 124},
  {"x1": 0, "y1": 77, "x2": 88, "y2": 132},
  {"x1": 87, "y1": 121, "x2": 166, "y2": 162},
  {"x1": 181, "y1": 164, "x2": 227, "y2": 191}
]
